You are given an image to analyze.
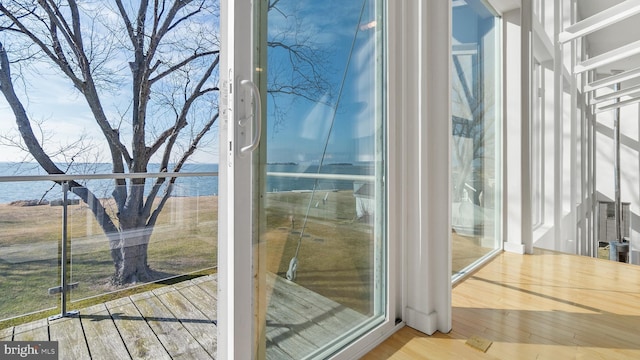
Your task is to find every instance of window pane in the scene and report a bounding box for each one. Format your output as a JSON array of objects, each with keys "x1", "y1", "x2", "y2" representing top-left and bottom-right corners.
[
  {"x1": 452, "y1": 0, "x2": 502, "y2": 275},
  {"x1": 257, "y1": 0, "x2": 386, "y2": 358}
]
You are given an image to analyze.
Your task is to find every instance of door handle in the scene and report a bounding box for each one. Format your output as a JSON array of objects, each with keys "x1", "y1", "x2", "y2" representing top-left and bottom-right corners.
[{"x1": 239, "y1": 79, "x2": 262, "y2": 154}]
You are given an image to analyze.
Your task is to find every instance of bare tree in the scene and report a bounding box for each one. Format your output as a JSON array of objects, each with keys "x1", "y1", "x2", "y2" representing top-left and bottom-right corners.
[
  {"x1": 266, "y1": 0, "x2": 333, "y2": 132},
  {"x1": 0, "y1": 1, "x2": 218, "y2": 285},
  {"x1": 451, "y1": 53, "x2": 496, "y2": 207},
  {"x1": 0, "y1": 0, "x2": 329, "y2": 285}
]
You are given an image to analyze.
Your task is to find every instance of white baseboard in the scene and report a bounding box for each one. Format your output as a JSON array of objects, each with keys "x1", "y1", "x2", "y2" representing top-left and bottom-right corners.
[{"x1": 504, "y1": 241, "x2": 525, "y2": 254}]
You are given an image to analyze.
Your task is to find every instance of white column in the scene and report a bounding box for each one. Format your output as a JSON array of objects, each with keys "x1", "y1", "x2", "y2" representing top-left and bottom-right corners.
[
  {"x1": 403, "y1": 0, "x2": 452, "y2": 335},
  {"x1": 569, "y1": 0, "x2": 579, "y2": 254},
  {"x1": 553, "y1": 0, "x2": 564, "y2": 252},
  {"x1": 521, "y1": 0, "x2": 534, "y2": 254},
  {"x1": 503, "y1": 8, "x2": 530, "y2": 254}
]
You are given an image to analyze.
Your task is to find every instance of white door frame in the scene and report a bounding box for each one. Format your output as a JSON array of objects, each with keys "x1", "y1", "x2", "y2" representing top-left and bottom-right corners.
[{"x1": 218, "y1": 0, "x2": 258, "y2": 358}]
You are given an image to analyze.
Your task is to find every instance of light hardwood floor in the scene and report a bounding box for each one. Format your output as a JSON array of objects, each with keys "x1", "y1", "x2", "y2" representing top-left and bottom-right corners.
[{"x1": 364, "y1": 249, "x2": 640, "y2": 359}]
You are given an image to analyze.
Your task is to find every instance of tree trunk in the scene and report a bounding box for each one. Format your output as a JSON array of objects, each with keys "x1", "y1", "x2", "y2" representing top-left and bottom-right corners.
[
  {"x1": 111, "y1": 192, "x2": 154, "y2": 285},
  {"x1": 111, "y1": 223, "x2": 153, "y2": 285}
]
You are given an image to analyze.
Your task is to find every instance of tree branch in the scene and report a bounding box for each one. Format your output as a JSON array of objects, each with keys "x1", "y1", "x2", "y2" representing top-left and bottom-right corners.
[
  {"x1": 146, "y1": 112, "x2": 218, "y2": 227},
  {"x1": 147, "y1": 54, "x2": 218, "y2": 159},
  {"x1": 149, "y1": 50, "x2": 219, "y2": 85},
  {"x1": 41, "y1": 0, "x2": 85, "y2": 62},
  {"x1": 143, "y1": 0, "x2": 190, "y2": 72},
  {"x1": 166, "y1": 0, "x2": 205, "y2": 33},
  {"x1": 0, "y1": 4, "x2": 84, "y2": 87},
  {"x1": 0, "y1": 41, "x2": 119, "y2": 236},
  {"x1": 114, "y1": 0, "x2": 137, "y2": 46},
  {"x1": 50, "y1": 19, "x2": 76, "y2": 79},
  {"x1": 174, "y1": 112, "x2": 218, "y2": 173},
  {"x1": 67, "y1": 0, "x2": 83, "y2": 50}
]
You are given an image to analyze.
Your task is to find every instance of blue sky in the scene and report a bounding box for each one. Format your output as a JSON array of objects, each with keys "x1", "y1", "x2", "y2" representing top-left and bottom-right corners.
[
  {"x1": 0, "y1": 1, "x2": 219, "y2": 165},
  {"x1": 264, "y1": 0, "x2": 380, "y2": 164},
  {"x1": 0, "y1": 0, "x2": 379, "y2": 166}
]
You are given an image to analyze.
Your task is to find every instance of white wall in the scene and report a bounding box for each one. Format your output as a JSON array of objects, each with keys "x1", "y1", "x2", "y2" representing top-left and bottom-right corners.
[{"x1": 503, "y1": 8, "x2": 530, "y2": 254}]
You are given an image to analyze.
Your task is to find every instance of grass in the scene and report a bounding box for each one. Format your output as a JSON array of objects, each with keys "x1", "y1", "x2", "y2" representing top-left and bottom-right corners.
[
  {"x1": 263, "y1": 191, "x2": 499, "y2": 315},
  {"x1": 0, "y1": 187, "x2": 496, "y2": 330},
  {"x1": 263, "y1": 190, "x2": 375, "y2": 315},
  {"x1": 0, "y1": 195, "x2": 218, "y2": 327},
  {"x1": 0, "y1": 269, "x2": 216, "y2": 330}
]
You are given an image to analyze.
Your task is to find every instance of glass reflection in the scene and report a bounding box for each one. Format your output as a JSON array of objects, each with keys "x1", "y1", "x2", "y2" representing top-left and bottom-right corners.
[
  {"x1": 452, "y1": 0, "x2": 501, "y2": 275},
  {"x1": 260, "y1": 0, "x2": 385, "y2": 358}
]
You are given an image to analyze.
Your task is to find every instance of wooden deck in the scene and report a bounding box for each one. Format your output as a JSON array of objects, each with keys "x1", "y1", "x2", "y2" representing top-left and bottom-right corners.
[
  {"x1": 364, "y1": 249, "x2": 640, "y2": 359},
  {"x1": 0, "y1": 273, "x2": 366, "y2": 359}
]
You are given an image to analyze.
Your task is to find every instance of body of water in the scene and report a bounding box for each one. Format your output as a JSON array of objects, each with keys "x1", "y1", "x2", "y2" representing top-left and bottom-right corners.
[
  {"x1": 0, "y1": 163, "x2": 219, "y2": 204},
  {"x1": 0, "y1": 162, "x2": 374, "y2": 204}
]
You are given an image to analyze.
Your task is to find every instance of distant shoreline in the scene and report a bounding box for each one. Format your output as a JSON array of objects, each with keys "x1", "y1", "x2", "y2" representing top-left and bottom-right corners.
[
  {"x1": 0, "y1": 162, "x2": 370, "y2": 203},
  {"x1": 0, "y1": 189, "x2": 358, "y2": 207}
]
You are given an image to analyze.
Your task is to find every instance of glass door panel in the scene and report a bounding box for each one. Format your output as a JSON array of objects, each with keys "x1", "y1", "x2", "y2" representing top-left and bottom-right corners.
[
  {"x1": 255, "y1": 0, "x2": 386, "y2": 358},
  {"x1": 451, "y1": 0, "x2": 502, "y2": 276}
]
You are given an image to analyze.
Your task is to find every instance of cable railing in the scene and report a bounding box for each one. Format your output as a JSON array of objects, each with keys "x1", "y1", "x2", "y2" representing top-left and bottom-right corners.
[{"x1": 0, "y1": 171, "x2": 218, "y2": 322}]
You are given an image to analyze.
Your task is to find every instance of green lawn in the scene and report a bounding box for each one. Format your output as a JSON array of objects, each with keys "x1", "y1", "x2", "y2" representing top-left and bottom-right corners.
[
  {"x1": 263, "y1": 190, "x2": 376, "y2": 315},
  {"x1": 0, "y1": 195, "x2": 218, "y2": 326}
]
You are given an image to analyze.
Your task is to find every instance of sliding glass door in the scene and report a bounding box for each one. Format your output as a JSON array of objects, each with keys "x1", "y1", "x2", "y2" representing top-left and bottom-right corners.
[{"x1": 220, "y1": 0, "x2": 387, "y2": 358}]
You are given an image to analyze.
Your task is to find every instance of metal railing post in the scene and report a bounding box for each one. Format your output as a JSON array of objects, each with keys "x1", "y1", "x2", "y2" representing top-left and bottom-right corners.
[
  {"x1": 61, "y1": 181, "x2": 68, "y2": 315},
  {"x1": 48, "y1": 181, "x2": 79, "y2": 320}
]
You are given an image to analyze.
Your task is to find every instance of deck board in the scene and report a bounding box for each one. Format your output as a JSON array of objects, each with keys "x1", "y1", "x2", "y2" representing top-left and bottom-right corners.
[
  {"x1": 194, "y1": 276, "x2": 218, "y2": 299},
  {"x1": 13, "y1": 318, "x2": 48, "y2": 341},
  {"x1": 264, "y1": 274, "x2": 368, "y2": 358},
  {"x1": 153, "y1": 286, "x2": 217, "y2": 358},
  {"x1": 268, "y1": 274, "x2": 365, "y2": 325},
  {"x1": 0, "y1": 326, "x2": 13, "y2": 341},
  {"x1": 130, "y1": 291, "x2": 213, "y2": 359},
  {"x1": 80, "y1": 304, "x2": 131, "y2": 360},
  {"x1": 49, "y1": 315, "x2": 91, "y2": 360},
  {"x1": 266, "y1": 315, "x2": 318, "y2": 359},
  {"x1": 267, "y1": 275, "x2": 364, "y2": 334},
  {"x1": 105, "y1": 297, "x2": 171, "y2": 360},
  {"x1": 266, "y1": 339, "x2": 295, "y2": 360},
  {"x1": 176, "y1": 281, "x2": 217, "y2": 321},
  {"x1": 266, "y1": 291, "x2": 337, "y2": 348}
]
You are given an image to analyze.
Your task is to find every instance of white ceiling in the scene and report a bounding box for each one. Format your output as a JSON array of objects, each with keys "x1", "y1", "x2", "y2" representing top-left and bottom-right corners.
[{"x1": 578, "y1": 0, "x2": 640, "y2": 75}]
